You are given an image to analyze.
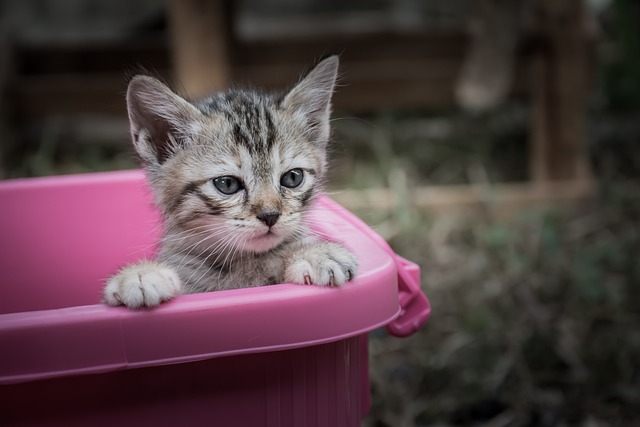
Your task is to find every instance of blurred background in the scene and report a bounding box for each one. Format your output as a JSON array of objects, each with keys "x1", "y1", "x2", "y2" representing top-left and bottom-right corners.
[{"x1": 1, "y1": 0, "x2": 639, "y2": 425}]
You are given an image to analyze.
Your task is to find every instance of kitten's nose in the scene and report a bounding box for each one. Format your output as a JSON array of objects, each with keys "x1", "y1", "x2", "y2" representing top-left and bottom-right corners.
[{"x1": 257, "y1": 210, "x2": 280, "y2": 227}]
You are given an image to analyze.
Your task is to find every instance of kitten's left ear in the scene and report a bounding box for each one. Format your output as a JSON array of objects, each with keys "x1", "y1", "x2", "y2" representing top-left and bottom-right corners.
[{"x1": 281, "y1": 55, "x2": 339, "y2": 144}]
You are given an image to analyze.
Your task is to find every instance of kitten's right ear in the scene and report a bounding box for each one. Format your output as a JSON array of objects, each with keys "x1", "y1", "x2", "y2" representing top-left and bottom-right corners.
[
  {"x1": 280, "y1": 55, "x2": 339, "y2": 145},
  {"x1": 126, "y1": 76, "x2": 202, "y2": 165}
]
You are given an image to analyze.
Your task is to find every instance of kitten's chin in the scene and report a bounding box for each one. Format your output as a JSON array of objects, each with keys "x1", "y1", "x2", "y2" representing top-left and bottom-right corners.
[{"x1": 244, "y1": 232, "x2": 285, "y2": 253}]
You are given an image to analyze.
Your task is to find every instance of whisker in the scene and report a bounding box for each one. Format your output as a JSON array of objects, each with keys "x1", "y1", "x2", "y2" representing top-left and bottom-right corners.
[
  {"x1": 172, "y1": 224, "x2": 237, "y2": 275},
  {"x1": 160, "y1": 223, "x2": 228, "y2": 241},
  {"x1": 193, "y1": 232, "x2": 243, "y2": 286},
  {"x1": 174, "y1": 229, "x2": 230, "y2": 272},
  {"x1": 126, "y1": 223, "x2": 221, "y2": 257}
]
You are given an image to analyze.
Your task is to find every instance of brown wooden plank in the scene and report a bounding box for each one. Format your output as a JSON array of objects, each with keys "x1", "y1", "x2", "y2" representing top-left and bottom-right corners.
[
  {"x1": 6, "y1": 31, "x2": 542, "y2": 118},
  {"x1": 234, "y1": 32, "x2": 470, "y2": 65},
  {"x1": 15, "y1": 40, "x2": 169, "y2": 75},
  {"x1": 14, "y1": 32, "x2": 468, "y2": 76},
  {"x1": 10, "y1": 70, "x2": 458, "y2": 118},
  {"x1": 11, "y1": 75, "x2": 130, "y2": 118},
  {"x1": 331, "y1": 180, "x2": 596, "y2": 216}
]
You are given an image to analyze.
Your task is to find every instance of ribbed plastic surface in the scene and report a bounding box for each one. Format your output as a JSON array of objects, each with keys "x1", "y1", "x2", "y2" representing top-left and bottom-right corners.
[{"x1": 2, "y1": 337, "x2": 367, "y2": 427}]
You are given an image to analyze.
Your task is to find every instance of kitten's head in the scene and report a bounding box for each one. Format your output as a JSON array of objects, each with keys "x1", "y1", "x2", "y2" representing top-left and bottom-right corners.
[{"x1": 127, "y1": 56, "x2": 339, "y2": 254}]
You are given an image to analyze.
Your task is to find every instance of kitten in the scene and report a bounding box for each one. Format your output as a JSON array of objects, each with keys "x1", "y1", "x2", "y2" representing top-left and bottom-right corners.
[{"x1": 104, "y1": 55, "x2": 358, "y2": 309}]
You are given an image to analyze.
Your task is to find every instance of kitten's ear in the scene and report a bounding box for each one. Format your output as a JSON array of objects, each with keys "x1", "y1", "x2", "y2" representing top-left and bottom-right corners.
[
  {"x1": 126, "y1": 76, "x2": 202, "y2": 165},
  {"x1": 281, "y1": 55, "x2": 339, "y2": 144}
]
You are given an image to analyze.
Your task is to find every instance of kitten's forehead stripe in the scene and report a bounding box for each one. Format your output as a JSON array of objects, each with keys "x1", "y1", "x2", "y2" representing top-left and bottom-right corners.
[
  {"x1": 198, "y1": 90, "x2": 281, "y2": 156},
  {"x1": 264, "y1": 108, "x2": 276, "y2": 150},
  {"x1": 233, "y1": 123, "x2": 251, "y2": 148}
]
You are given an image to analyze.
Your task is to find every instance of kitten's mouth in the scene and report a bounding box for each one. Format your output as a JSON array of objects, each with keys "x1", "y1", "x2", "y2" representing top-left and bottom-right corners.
[
  {"x1": 258, "y1": 229, "x2": 277, "y2": 238},
  {"x1": 245, "y1": 229, "x2": 283, "y2": 253},
  {"x1": 246, "y1": 228, "x2": 280, "y2": 243}
]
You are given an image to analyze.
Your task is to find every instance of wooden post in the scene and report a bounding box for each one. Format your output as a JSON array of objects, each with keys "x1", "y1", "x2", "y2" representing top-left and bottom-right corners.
[
  {"x1": 530, "y1": 0, "x2": 592, "y2": 182},
  {"x1": 168, "y1": 0, "x2": 232, "y2": 98}
]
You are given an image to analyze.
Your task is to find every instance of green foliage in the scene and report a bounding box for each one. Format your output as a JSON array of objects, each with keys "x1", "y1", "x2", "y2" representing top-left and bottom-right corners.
[
  {"x1": 602, "y1": 0, "x2": 640, "y2": 111},
  {"x1": 364, "y1": 191, "x2": 640, "y2": 426}
]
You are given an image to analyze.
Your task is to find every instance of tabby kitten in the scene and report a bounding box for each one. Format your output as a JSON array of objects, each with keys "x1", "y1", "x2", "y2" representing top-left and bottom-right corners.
[{"x1": 104, "y1": 56, "x2": 358, "y2": 309}]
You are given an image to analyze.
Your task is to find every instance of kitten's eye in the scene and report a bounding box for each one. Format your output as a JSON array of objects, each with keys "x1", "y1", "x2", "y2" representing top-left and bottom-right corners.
[
  {"x1": 280, "y1": 168, "x2": 304, "y2": 188},
  {"x1": 213, "y1": 176, "x2": 243, "y2": 195}
]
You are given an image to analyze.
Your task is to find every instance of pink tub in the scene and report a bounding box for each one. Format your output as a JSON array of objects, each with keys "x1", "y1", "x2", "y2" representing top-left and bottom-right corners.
[{"x1": 0, "y1": 170, "x2": 430, "y2": 427}]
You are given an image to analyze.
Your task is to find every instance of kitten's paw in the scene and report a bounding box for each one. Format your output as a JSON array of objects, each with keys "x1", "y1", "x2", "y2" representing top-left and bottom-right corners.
[
  {"x1": 284, "y1": 242, "x2": 358, "y2": 287},
  {"x1": 104, "y1": 261, "x2": 182, "y2": 308}
]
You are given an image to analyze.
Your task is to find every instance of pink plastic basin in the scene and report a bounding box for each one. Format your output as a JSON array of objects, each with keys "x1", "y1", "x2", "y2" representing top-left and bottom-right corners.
[{"x1": 0, "y1": 170, "x2": 430, "y2": 427}]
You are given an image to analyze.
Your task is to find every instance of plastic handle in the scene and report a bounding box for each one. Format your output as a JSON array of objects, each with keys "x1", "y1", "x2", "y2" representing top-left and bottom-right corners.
[
  {"x1": 384, "y1": 255, "x2": 431, "y2": 337},
  {"x1": 355, "y1": 230, "x2": 431, "y2": 337}
]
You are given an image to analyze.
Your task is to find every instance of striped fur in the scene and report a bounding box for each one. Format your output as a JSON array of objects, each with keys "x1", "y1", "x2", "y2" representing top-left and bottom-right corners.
[{"x1": 104, "y1": 56, "x2": 358, "y2": 308}]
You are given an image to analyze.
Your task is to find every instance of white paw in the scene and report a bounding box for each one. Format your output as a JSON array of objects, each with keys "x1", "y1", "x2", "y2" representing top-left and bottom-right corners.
[
  {"x1": 104, "y1": 261, "x2": 182, "y2": 308},
  {"x1": 284, "y1": 242, "x2": 358, "y2": 287}
]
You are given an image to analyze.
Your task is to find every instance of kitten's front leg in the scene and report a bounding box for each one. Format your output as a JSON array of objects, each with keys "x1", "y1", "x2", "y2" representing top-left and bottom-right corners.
[
  {"x1": 284, "y1": 240, "x2": 358, "y2": 287},
  {"x1": 103, "y1": 260, "x2": 182, "y2": 308}
]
